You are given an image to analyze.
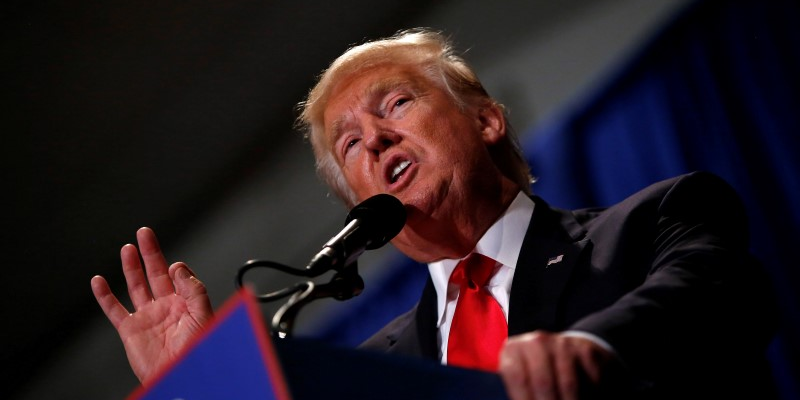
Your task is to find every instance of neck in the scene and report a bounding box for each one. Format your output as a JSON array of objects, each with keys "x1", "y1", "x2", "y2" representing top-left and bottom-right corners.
[{"x1": 394, "y1": 178, "x2": 520, "y2": 262}]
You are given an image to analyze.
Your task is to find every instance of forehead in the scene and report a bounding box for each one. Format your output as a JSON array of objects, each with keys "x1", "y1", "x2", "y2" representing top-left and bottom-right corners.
[
  {"x1": 323, "y1": 65, "x2": 432, "y2": 108},
  {"x1": 322, "y1": 63, "x2": 433, "y2": 138},
  {"x1": 327, "y1": 64, "x2": 427, "y2": 108}
]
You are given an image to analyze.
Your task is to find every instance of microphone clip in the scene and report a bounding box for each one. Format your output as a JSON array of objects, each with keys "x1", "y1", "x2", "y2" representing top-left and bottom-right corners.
[
  {"x1": 270, "y1": 265, "x2": 364, "y2": 338},
  {"x1": 235, "y1": 258, "x2": 364, "y2": 339}
]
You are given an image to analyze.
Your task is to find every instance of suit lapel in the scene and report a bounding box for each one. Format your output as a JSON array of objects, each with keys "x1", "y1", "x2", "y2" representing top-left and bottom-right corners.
[
  {"x1": 378, "y1": 196, "x2": 590, "y2": 355},
  {"x1": 383, "y1": 277, "x2": 439, "y2": 360},
  {"x1": 508, "y1": 196, "x2": 589, "y2": 336}
]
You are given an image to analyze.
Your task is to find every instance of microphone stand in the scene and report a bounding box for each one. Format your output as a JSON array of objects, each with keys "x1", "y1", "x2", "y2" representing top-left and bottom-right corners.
[
  {"x1": 235, "y1": 259, "x2": 364, "y2": 339},
  {"x1": 270, "y1": 266, "x2": 363, "y2": 338},
  {"x1": 235, "y1": 193, "x2": 405, "y2": 339}
]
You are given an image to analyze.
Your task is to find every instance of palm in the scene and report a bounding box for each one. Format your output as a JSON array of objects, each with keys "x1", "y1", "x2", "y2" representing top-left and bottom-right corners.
[
  {"x1": 118, "y1": 294, "x2": 207, "y2": 380},
  {"x1": 92, "y1": 227, "x2": 213, "y2": 383}
]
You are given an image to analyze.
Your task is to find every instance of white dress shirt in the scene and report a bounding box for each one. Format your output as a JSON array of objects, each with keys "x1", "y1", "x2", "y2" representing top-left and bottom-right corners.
[{"x1": 428, "y1": 191, "x2": 613, "y2": 364}]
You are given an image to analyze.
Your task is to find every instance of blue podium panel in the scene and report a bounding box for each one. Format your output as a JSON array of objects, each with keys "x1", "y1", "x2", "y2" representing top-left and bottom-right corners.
[
  {"x1": 124, "y1": 289, "x2": 509, "y2": 400},
  {"x1": 128, "y1": 290, "x2": 291, "y2": 400}
]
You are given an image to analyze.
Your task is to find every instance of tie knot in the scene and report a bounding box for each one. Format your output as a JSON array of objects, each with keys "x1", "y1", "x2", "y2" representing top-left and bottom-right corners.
[{"x1": 450, "y1": 253, "x2": 497, "y2": 288}]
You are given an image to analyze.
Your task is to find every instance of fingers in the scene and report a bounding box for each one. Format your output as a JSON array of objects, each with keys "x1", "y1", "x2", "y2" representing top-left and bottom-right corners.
[
  {"x1": 578, "y1": 345, "x2": 605, "y2": 384},
  {"x1": 501, "y1": 332, "x2": 554, "y2": 400},
  {"x1": 499, "y1": 332, "x2": 608, "y2": 400},
  {"x1": 121, "y1": 243, "x2": 154, "y2": 309},
  {"x1": 514, "y1": 332, "x2": 559, "y2": 400},
  {"x1": 499, "y1": 340, "x2": 532, "y2": 400},
  {"x1": 554, "y1": 343, "x2": 579, "y2": 400},
  {"x1": 120, "y1": 227, "x2": 177, "y2": 310},
  {"x1": 169, "y1": 262, "x2": 214, "y2": 324},
  {"x1": 577, "y1": 340, "x2": 619, "y2": 391},
  {"x1": 91, "y1": 275, "x2": 131, "y2": 329},
  {"x1": 137, "y1": 227, "x2": 175, "y2": 299}
]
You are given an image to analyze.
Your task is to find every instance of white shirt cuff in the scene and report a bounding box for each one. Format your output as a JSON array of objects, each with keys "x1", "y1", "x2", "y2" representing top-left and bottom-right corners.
[{"x1": 561, "y1": 330, "x2": 617, "y2": 355}]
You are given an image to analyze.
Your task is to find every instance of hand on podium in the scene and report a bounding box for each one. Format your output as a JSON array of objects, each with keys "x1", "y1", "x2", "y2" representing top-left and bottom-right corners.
[
  {"x1": 91, "y1": 227, "x2": 214, "y2": 383},
  {"x1": 499, "y1": 331, "x2": 621, "y2": 400}
]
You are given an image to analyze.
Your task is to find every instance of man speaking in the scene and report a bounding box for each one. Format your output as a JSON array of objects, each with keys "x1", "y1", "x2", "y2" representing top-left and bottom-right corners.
[{"x1": 92, "y1": 29, "x2": 776, "y2": 399}]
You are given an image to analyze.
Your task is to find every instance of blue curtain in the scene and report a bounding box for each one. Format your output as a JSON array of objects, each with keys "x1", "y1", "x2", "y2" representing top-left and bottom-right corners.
[
  {"x1": 313, "y1": 0, "x2": 800, "y2": 397},
  {"x1": 526, "y1": 0, "x2": 800, "y2": 397}
]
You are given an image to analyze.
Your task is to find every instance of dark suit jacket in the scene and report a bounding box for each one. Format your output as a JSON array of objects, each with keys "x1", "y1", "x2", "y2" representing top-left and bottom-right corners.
[{"x1": 361, "y1": 172, "x2": 777, "y2": 399}]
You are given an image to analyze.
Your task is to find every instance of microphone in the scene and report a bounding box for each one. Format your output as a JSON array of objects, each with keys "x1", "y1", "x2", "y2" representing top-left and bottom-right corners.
[{"x1": 305, "y1": 193, "x2": 406, "y2": 276}]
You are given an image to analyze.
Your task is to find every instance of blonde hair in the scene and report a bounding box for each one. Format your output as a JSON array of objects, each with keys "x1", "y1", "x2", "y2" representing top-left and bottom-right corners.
[{"x1": 297, "y1": 28, "x2": 532, "y2": 206}]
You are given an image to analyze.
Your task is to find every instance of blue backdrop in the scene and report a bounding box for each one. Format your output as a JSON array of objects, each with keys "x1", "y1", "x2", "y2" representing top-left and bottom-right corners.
[{"x1": 312, "y1": 0, "x2": 800, "y2": 398}]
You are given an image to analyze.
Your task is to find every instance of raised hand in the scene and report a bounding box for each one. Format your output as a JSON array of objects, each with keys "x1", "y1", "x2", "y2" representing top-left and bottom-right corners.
[{"x1": 91, "y1": 227, "x2": 213, "y2": 383}]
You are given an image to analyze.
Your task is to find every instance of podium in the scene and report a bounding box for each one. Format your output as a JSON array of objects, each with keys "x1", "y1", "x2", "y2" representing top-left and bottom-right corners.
[
  {"x1": 275, "y1": 339, "x2": 508, "y2": 400},
  {"x1": 127, "y1": 290, "x2": 508, "y2": 400}
]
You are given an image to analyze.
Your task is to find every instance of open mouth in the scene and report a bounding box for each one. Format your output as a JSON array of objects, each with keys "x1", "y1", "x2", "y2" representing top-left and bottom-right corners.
[{"x1": 390, "y1": 160, "x2": 411, "y2": 183}]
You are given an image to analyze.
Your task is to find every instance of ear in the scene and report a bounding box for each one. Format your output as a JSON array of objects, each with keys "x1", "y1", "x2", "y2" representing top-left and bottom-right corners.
[{"x1": 477, "y1": 102, "x2": 506, "y2": 145}]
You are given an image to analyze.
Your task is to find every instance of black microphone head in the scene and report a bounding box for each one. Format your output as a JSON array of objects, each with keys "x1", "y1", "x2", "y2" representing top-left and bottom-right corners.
[{"x1": 345, "y1": 194, "x2": 406, "y2": 250}]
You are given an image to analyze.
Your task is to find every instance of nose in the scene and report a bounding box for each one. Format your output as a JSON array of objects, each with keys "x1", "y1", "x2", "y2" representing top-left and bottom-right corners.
[{"x1": 363, "y1": 120, "x2": 400, "y2": 158}]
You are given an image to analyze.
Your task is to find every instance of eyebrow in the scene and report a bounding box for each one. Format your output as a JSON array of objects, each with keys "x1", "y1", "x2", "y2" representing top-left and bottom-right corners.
[
  {"x1": 328, "y1": 77, "x2": 420, "y2": 145},
  {"x1": 367, "y1": 78, "x2": 415, "y2": 100},
  {"x1": 329, "y1": 118, "x2": 349, "y2": 147}
]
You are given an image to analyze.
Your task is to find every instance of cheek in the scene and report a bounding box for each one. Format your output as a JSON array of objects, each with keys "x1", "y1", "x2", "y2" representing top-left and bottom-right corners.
[
  {"x1": 427, "y1": 115, "x2": 469, "y2": 147},
  {"x1": 342, "y1": 164, "x2": 376, "y2": 199}
]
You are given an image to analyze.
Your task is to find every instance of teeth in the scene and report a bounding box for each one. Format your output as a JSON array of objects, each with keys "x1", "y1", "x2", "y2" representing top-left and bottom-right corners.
[{"x1": 391, "y1": 160, "x2": 411, "y2": 182}]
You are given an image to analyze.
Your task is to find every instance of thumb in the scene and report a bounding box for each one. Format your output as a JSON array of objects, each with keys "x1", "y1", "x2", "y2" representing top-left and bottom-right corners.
[{"x1": 170, "y1": 262, "x2": 214, "y2": 324}]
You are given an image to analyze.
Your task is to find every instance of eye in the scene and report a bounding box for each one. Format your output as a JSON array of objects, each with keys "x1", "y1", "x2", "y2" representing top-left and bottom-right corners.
[
  {"x1": 385, "y1": 94, "x2": 411, "y2": 115},
  {"x1": 343, "y1": 138, "x2": 360, "y2": 156},
  {"x1": 394, "y1": 97, "x2": 409, "y2": 108}
]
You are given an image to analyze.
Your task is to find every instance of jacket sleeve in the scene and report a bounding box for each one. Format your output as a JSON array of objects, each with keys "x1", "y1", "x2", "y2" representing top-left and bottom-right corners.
[{"x1": 569, "y1": 172, "x2": 777, "y2": 389}]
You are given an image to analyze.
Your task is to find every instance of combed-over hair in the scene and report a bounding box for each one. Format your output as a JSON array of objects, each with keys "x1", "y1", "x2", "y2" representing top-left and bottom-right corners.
[{"x1": 296, "y1": 28, "x2": 533, "y2": 206}]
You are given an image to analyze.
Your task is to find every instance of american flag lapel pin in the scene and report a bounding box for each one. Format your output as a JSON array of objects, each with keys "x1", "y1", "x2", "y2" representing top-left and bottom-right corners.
[{"x1": 546, "y1": 254, "x2": 564, "y2": 267}]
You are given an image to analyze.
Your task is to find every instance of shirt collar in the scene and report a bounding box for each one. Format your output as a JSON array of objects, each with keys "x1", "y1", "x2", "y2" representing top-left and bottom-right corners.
[{"x1": 427, "y1": 191, "x2": 535, "y2": 326}]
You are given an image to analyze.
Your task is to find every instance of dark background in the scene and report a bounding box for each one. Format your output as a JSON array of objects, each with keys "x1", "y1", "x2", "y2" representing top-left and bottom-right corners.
[{"x1": 2, "y1": 1, "x2": 711, "y2": 398}]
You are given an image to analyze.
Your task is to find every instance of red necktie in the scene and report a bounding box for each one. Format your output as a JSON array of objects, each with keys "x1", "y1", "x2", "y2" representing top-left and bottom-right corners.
[{"x1": 447, "y1": 253, "x2": 507, "y2": 372}]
